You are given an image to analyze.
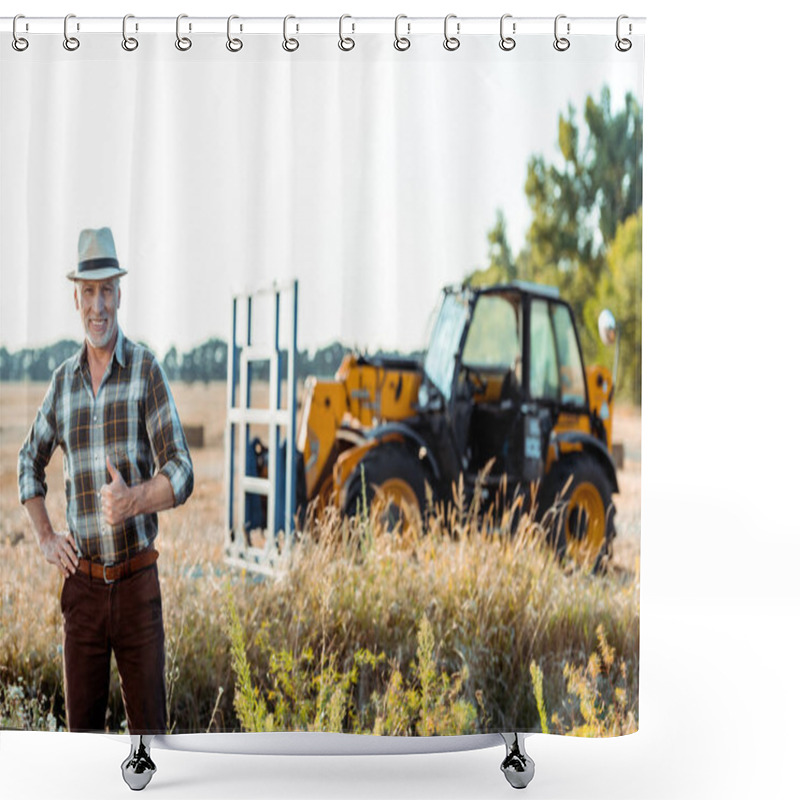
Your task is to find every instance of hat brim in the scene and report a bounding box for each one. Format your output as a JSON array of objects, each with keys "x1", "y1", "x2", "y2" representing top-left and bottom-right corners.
[{"x1": 67, "y1": 267, "x2": 128, "y2": 281}]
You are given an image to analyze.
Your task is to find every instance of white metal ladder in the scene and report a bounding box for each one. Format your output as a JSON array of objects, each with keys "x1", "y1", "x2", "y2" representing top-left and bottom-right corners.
[{"x1": 224, "y1": 281, "x2": 298, "y2": 574}]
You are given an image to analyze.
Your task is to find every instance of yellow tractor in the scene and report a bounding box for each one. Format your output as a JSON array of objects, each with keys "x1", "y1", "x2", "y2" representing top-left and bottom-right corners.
[{"x1": 292, "y1": 281, "x2": 619, "y2": 570}]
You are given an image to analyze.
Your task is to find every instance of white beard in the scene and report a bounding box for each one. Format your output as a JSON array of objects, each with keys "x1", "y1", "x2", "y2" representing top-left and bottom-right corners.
[{"x1": 85, "y1": 318, "x2": 116, "y2": 350}]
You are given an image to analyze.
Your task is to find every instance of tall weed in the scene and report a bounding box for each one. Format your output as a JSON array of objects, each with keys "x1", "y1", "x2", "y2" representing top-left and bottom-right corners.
[
  {"x1": 0, "y1": 676, "x2": 60, "y2": 731},
  {"x1": 531, "y1": 624, "x2": 638, "y2": 736},
  {"x1": 227, "y1": 596, "x2": 478, "y2": 736}
]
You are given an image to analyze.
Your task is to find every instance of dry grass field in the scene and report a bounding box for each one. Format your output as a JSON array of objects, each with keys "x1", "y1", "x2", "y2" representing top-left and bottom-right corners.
[{"x1": 1, "y1": 380, "x2": 640, "y2": 736}]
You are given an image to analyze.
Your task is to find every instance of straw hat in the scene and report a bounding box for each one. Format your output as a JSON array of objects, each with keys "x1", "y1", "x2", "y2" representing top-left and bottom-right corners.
[{"x1": 67, "y1": 227, "x2": 128, "y2": 281}]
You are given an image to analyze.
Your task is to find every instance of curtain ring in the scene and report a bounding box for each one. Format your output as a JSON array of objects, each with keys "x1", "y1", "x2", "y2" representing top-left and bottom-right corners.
[
  {"x1": 499, "y1": 14, "x2": 516, "y2": 51},
  {"x1": 394, "y1": 15, "x2": 410, "y2": 51},
  {"x1": 615, "y1": 15, "x2": 632, "y2": 52},
  {"x1": 226, "y1": 15, "x2": 243, "y2": 52},
  {"x1": 394, "y1": 14, "x2": 411, "y2": 53},
  {"x1": 175, "y1": 14, "x2": 192, "y2": 51},
  {"x1": 122, "y1": 14, "x2": 138, "y2": 51},
  {"x1": 553, "y1": 14, "x2": 570, "y2": 52},
  {"x1": 63, "y1": 13, "x2": 80, "y2": 51},
  {"x1": 283, "y1": 15, "x2": 299, "y2": 52},
  {"x1": 338, "y1": 14, "x2": 355, "y2": 51},
  {"x1": 12, "y1": 15, "x2": 29, "y2": 52},
  {"x1": 443, "y1": 14, "x2": 460, "y2": 51}
]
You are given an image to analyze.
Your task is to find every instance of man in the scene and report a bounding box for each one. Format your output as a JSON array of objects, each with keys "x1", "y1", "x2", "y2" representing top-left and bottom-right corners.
[{"x1": 18, "y1": 227, "x2": 193, "y2": 788}]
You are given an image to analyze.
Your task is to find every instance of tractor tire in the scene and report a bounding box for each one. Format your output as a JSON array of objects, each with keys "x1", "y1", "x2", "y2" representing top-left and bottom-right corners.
[
  {"x1": 343, "y1": 444, "x2": 427, "y2": 532},
  {"x1": 538, "y1": 454, "x2": 615, "y2": 572}
]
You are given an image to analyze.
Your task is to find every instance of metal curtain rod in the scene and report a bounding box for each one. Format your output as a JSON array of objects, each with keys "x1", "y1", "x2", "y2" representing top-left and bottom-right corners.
[{"x1": 2, "y1": 15, "x2": 646, "y2": 36}]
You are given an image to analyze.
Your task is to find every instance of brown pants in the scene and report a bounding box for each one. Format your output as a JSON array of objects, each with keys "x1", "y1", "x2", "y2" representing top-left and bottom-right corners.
[{"x1": 60, "y1": 563, "x2": 166, "y2": 734}]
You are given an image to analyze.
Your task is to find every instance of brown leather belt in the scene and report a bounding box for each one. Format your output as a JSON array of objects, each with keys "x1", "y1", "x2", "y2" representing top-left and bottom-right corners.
[{"x1": 77, "y1": 549, "x2": 159, "y2": 584}]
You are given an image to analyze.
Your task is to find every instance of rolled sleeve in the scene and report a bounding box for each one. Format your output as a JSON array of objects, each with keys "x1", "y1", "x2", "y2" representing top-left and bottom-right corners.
[
  {"x1": 145, "y1": 359, "x2": 194, "y2": 508},
  {"x1": 18, "y1": 376, "x2": 59, "y2": 504},
  {"x1": 159, "y1": 455, "x2": 194, "y2": 508}
]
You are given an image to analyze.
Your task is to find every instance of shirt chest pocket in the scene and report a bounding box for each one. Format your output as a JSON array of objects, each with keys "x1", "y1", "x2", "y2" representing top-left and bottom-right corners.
[{"x1": 102, "y1": 400, "x2": 150, "y2": 486}]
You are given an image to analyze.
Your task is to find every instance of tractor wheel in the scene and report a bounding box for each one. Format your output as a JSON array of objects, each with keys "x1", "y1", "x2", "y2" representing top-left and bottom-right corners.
[
  {"x1": 343, "y1": 444, "x2": 427, "y2": 532},
  {"x1": 539, "y1": 455, "x2": 615, "y2": 572}
]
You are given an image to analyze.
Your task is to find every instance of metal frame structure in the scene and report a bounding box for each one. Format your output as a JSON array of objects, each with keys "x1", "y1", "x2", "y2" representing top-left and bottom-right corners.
[{"x1": 224, "y1": 281, "x2": 298, "y2": 574}]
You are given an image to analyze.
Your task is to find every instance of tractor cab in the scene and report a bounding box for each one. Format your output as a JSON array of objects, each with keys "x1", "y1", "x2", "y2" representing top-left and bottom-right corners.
[{"x1": 418, "y1": 282, "x2": 614, "y2": 517}]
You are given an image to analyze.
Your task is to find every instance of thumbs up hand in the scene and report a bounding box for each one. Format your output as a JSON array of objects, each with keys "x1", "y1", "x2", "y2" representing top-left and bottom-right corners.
[{"x1": 101, "y1": 456, "x2": 135, "y2": 527}]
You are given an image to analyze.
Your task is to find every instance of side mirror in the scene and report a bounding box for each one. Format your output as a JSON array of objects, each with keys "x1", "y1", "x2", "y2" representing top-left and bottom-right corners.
[
  {"x1": 598, "y1": 309, "x2": 620, "y2": 398},
  {"x1": 598, "y1": 309, "x2": 617, "y2": 346}
]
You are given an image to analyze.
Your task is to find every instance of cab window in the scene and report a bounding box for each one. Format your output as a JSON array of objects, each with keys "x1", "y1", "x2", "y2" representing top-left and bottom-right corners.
[
  {"x1": 529, "y1": 299, "x2": 559, "y2": 401},
  {"x1": 551, "y1": 303, "x2": 587, "y2": 406},
  {"x1": 423, "y1": 293, "x2": 470, "y2": 401},
  {"x1": 462, "y1": 295, "x2": 520, "y2": 370}
]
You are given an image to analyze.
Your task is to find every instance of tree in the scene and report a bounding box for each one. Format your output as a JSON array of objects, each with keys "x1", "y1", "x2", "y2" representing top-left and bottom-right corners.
[
  {"x1": 163, "y1": 346, "x2": 182, "y2": 381},
  {"x1": 470, "y1": 212, "x2": 517, "y2": 287},
  {"x1": 518, "y1": 87, "x2": 642, "y2": 317},
  {"x1": 468, "y1": 85, "x2": 643, "y2": 404},
  {"x1": 584, "y1": 210, "x2": 642, "y2": 404},
  {"x1": 181, "y1": 338, "x2": 228, "y2": 383}
]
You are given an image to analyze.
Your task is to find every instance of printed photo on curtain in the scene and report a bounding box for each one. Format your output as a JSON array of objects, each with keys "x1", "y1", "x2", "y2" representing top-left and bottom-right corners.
[{"x1": 0, "y1": 14, "x2": 643, "y2": 790}]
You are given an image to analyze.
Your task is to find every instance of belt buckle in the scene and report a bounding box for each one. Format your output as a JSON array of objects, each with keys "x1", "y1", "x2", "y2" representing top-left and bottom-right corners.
[{"x1": 103, "y1": 563, "x2": 115, "y2": 584}]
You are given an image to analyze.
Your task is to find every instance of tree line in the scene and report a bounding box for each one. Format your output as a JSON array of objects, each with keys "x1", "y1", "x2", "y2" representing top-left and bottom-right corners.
[{"x1": 0, "y1": 338, "x2": 420, "y2": 384}]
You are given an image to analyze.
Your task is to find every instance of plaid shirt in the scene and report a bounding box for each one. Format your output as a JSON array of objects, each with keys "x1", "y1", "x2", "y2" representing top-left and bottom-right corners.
[{"x1": 18, "y1": 331, "x2": 193, "y2": 565}]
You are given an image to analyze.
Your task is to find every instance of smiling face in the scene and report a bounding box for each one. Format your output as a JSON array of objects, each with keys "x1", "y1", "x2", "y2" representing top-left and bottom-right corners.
[{"x1": 74, "y1": 278, "x2": 121, "y2": 353}]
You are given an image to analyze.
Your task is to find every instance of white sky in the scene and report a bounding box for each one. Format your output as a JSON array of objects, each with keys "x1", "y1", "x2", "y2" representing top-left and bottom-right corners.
[{"x1": 0, "y1": 30, "x2": 643, "y2": 358}]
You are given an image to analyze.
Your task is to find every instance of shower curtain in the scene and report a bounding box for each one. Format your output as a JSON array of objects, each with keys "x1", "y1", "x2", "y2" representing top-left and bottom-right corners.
[{"x1": 0, "y1": 15, "x2": 643, "y2": 747}]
